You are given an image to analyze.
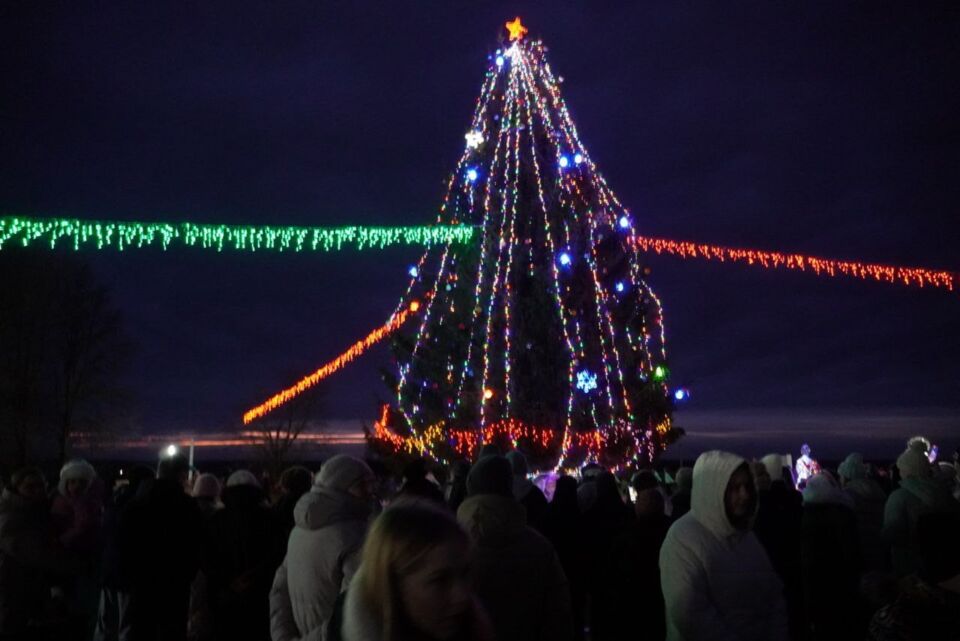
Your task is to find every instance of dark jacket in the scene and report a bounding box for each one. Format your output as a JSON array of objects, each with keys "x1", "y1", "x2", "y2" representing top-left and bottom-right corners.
[
  {"x1": 119, "y1": 478, "x2": 204, "y2": 641},
  {"x1": 0, "y1": 489, "x2": 80, "y2": 636},
  {"x1": 457, "y1": 494, "x2": 574, "y2": 641},
  {"x1": 802, "y1": 501, "x2": 863, "y2": 640},
  {"x1": 205, "y1": 484, "x2": 285, "y2": 641}
]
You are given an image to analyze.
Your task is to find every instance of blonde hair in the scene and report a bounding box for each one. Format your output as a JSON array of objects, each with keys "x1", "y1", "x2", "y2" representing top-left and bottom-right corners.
[{"x1": 353, "y1": 500, "x2": 469, "y2": 641}]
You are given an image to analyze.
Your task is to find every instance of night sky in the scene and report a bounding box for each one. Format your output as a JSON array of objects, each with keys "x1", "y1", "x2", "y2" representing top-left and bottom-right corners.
[{"x1": 3, "y1": 2, "x2": 958, "y2": 459}]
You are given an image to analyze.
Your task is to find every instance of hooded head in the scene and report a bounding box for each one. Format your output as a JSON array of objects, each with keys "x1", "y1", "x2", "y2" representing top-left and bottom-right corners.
[
  {"x1": 802, "y1": 472, "x2": 854, "y2": 508},
  {"x1": 760, "y1": 454, "x2": 785, "y2": 485},
  {"x1": 691, "y1": 451, "x2": 757, "y2": 538},
  {"x1": 317, "y1": 455, "x2": 375, "y2": 495},
  {"x1": 750, "y1": 461, "x2": 772, "y2": 491},
  {"x1": 58, "y1": 458, "x2": 97, "y2": 498},
  {"x1": 838, "y1": 453, "x2": 867, "y2": 482},
  {"x1": 897, "y1": 446, "x2": 932, "y2": 480},
  {"x1": 505, "y1": 451, "x2": 529, "y2": 477},
  {"x1": 466, "y1": 455, "x2": 513, "y2": 498},
  {"x1": 674, "y1": 467, "x2": 693, "y2": 492},
  {"x1": 192, "y1": 473, "x2": 221, "y2": 500}
]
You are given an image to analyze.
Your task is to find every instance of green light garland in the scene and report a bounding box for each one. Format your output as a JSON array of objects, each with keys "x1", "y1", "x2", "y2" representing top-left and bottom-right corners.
[{"x1": 0, "y1": 216, "x2": 476, "y2": 253}]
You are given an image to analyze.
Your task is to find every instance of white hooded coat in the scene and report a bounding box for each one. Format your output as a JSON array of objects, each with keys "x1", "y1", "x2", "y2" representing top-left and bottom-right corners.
[{"x1": 659, "y1": 451, "x2": 788, "y2": 641}]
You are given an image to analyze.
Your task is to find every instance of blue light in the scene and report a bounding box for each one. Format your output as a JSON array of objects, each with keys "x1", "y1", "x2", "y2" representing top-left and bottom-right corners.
[
  {"x1": 615, "y1": 281, "x2": 626, "y2": 293},
  {"x1": 618, "y1": 215, "x2": 631, "y2": 229},
  {"x1": 574, "y1": 153, "x2": 584, "y2": 164},
  {"x1": 495, "y1": 55, "x2": 505, "y2": 67},
  {"x1": 408, "y1": 266, "x2": 419, "y2": 278},
  {"x1": 466, "y1": 168, "x2": 479, "y2": 182},
  {"x1": 558, "y1": 252, "x2": 572, "y2": 266},
  {"x1": 674, "y1": 388, "x2": 690, "y2": 402},
  {"x1": 559, "y1": 155, "x2": 570, "y2": 168},
  {"x1": 576, "y1": 369, "x2": 599, "y2": 393}
]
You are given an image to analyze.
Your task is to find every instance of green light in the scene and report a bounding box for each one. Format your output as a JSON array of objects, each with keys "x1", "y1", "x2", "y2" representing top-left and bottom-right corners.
[
  {"x1": 0, "y1": 216, "x2": 476, "y2": 253},
  {"x1": 653, "y1": 365, "x2": 668, "y2": 382}
]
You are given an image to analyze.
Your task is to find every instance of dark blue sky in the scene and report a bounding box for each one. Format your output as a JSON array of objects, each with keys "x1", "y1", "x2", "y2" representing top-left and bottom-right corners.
[{"x1": 2, "y1": 2, "x2": 958, "y2": 457}]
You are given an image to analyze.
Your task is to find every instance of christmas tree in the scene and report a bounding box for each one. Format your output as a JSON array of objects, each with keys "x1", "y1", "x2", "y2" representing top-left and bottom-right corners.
[{"x1": 372, "y1": 19, "x2": 680, "y2": 470}]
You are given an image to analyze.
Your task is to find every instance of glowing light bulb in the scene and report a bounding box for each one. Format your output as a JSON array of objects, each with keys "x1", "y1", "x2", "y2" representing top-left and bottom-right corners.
[
  {"x1": 574, "y1": 153, "x2": 583, "y2": 164},
  {"x1": 559, "y1": 155, "x2": 570, "y2": 168},
  {"x1": 653, "y1": 365, "x2": 668, "y2": 382},
  {"x1": 483, "y1": 388, "x2": 494, "y2": 400},
  {"x1": 466, "y1": 168, "x2": 479, "y2": 182},
  {"x1": 465, "y1": 130, "x2": 484, "y2": 149},
  {"x1": 618, "y1": 215, "x2": 631, "y2": 229},
  {"x1": 409, "y1": 300, "x2": 421, "y2": 312},
  {"x1": 558, "y1": 252, "x2": 572, "y2": 266},
  {"x1": 615, "y1": 281, "x2": 626, "y2": 293},
  {"x1": 164, "y1": 444, "x2": 178, "y2": 458},
  {"x1": 495, "y1": 55, "x2": 505, "y2": 67},
  {"x1": 408, "y1": 266, "x2": 419, "y2": 277}
]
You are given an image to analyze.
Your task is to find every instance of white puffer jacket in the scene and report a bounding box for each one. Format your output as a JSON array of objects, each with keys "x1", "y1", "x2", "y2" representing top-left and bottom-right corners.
[
  {"x1": 659, "y1": 451, "x2": 788, "y2": 641},
  {"x1": 269, "y1": 486, "x2": 370, "y2": 641}
]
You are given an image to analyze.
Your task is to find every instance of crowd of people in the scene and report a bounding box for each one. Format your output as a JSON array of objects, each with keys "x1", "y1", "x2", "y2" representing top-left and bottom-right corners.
[{"x1": 1, "y1": 437, "x2": 959, "y2": 641}]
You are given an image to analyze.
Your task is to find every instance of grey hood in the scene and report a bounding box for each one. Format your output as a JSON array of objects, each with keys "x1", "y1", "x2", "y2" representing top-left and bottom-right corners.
[
  {"x1": 293, "y1": 485, "x2": 371, "y2": 531},
  {"x1": 457, "y1": 494, "x2": 527, "y2": 547},
  {"x1": 690, "y1": 450, "x2": 753, "y2": 540}
]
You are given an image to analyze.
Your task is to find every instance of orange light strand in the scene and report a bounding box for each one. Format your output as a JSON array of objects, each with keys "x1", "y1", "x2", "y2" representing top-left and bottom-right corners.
[
  {"x1": 634, "y1": 236, "x2": 956, "y2": 291},
  {"x1": 242, "y1": 303, "x2": 419, "y2": 424}
]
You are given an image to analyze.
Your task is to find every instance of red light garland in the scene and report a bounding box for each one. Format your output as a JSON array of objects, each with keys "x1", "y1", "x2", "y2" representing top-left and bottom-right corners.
[
  {"x1": 634, "y1": 236, "x2": 957, "y2": 291},
  {"x1": 242, "y1": 302, "x2": 420, "y2": 424}
]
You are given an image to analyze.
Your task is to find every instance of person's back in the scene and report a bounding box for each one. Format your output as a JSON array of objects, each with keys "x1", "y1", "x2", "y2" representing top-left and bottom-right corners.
[
  {"x1": 271, "y1": 455, "x2": 374, "y2": 641},
  {"x1": 119, "y1": 456, "x2": 203, "y2": 641},
  {"x1": 883, "y1": 446, "x2": 960, "y2": 576},
  {"x1": 660, "y1": 451, "x2": 788, "y2": 641},
  {"x1": 801, "y1": 474, "x2": 863, "y2": 640},
  {"x1": 457, "y1": 455, "x2": 573, "y2": 641},
  {"x1": 206, "y1": 471, "x2": 284, "y2": 641},
  {"x1": 838, "y1": 453, "x2": 888, "y2": 572}
]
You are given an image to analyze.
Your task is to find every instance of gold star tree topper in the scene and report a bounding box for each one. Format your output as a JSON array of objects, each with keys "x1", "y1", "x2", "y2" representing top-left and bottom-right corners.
[{"x1": 505, "y1": 17, "x2": 528, "y2": 41}]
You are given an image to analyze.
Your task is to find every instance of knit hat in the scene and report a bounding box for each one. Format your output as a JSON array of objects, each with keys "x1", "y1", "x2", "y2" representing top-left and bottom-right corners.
[
  {"x1": 505, "y1": 450, "x2": 529, "y2": 477},
  {"x1": 225, "y1": 469, "x2": 260, "y2": 489},
  {"x1": 897, "y1": 446, "x2": 932, "y2": 480},
  {"x1": 316, "y1": 455, "x2": 374, "y2": 493},
  {"x1": 58, "y1": 459, "x2": 97, "y2": 496},
  {"x1": 838, "y1": 453, "x2": 867, "y2": 481},
  {"x1": 466, "y1": 455, "x2": 513, "y2": 497},
  {"x1": 192, "y1": 473, "x2": 222, "y2": 499}
]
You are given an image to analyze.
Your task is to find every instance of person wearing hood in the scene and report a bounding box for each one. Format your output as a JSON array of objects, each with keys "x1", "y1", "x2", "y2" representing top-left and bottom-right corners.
[
  {"x1": 838, "y1": 453, "x2": 888, "y2": 572},
  {"x1": 204, "y1": 470, "x2": 284, "y2": 641},
  {"x1": 51, "y1": 458, "x2": 102, "y2": 554},
  {"x1": 445, "y1": 460, "x2": 471, "y2": 514},
  {"x1": 1, "y1": 466, "x2": 83, "y2": 638},
  {"x1": 659, "y1": 450, "x2": 788, "y2": 641},
  {"x1": 118, "y1": 454, "x2": 204, "y2": 641},
  {"x1": 883, "y1": 445, "x2": 960, "y2": 576},
  {"x1": 801, "y1": 473, "x2": 863, "y2": 639},
  {"x1": 341, "y1": 502, "x2": 495, "y2": 641},
  {"x1": 270, "y1": 455, "x2": 375, "y2": 641},
  {"x1": 456, "y1": 454, "x2": 573, "y2": 641},
  {"x1": 504, "y1": 450, "x2": 548, "y2": 533},
  {"x1": 192, "y1": 473, "x2": 222, "y2": 519}
]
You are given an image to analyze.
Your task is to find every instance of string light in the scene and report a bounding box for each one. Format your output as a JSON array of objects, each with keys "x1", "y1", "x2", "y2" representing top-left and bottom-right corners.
[
  {"x1": 242, "y1": 301, "x2": 421, "y2": 424},
  {"x1": 633, "y1": 235, "x2": 957, "y2": 291},
  {"x1": 0, "y1": 216, "x2": 476, "y2": 253}
]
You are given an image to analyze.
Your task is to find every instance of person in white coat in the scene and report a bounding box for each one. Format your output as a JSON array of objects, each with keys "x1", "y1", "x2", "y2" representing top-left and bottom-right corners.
[
  {"x1": 659, "y1": 450, "x2": 788, "y2": 641},
  {"x1": 270, "y1": 455, "x2": 376, "y2": 641}
]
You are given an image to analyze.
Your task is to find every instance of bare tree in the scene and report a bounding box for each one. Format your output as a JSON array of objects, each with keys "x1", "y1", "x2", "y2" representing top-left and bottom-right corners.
[
  {"x1": 0, "y1": 250, "x2": 133, "y2": 467},
  {"x1": 247, "y1": 380, "x2": 326, "y2": 479}
]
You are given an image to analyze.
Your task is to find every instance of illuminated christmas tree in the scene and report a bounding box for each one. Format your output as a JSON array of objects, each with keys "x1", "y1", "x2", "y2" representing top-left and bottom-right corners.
[{"x1": 371, "y1": 18, "x2": 680, "y2": 470}]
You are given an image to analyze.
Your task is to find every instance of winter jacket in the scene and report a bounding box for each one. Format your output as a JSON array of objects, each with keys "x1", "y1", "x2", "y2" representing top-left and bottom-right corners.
[
  {"x1": 883, "y1": 477, "x2": 960, "y2": 576},
  {"x1": 659, "y1": 451, "x2": 789, "y2": 641},
  {"x1": 801, "y1": 476, "x2": 864, "y2": 640},
  {"x1": 51, "y1": 490, "x2": 103, "y2": 554},
  {"x1": 0, "y1": 489, "x2": 81, "y2": 635},
  {"x1": 844, "y1": 477, "x2": 888, "y2": 572},
  {"x1": 457, "y1": 494, "x2": 574, "y2": 641},
  {"x1": 118, "y1": 478, "x2": 204, "y2": 641},
  {"x1": 205, "y1": 484, "x2": 285, "y2": 641},
  {"x1": 269, "y1": 486, "x2": 370, "y2": 641}
]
